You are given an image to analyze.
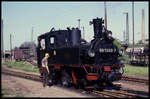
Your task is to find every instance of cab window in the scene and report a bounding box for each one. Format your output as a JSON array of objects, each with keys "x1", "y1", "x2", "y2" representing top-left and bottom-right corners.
[
  {"x1": 50, "y1": 36, "x2": 55, "y2": 44},
  {"x1": 40, "y1": 39, "x2": 45, "y2": 49}
]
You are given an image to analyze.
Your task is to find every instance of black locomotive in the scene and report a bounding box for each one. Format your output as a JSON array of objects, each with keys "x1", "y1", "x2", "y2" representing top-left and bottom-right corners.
[{"x1": 37, "y1": 17, "x2": 125, "y2": 89}]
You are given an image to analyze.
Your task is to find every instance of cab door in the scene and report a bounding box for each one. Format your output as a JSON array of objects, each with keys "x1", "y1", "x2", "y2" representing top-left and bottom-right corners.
[
  {"x1": 47, "y1": 35, "x2": 56, "y2": 64},
  {"x1": 37, "y1": 37, "x2": 46, "y2": 67}
]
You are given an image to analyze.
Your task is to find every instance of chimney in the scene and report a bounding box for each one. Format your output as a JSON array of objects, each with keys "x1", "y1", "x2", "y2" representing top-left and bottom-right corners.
[
  {"x1": 1, "y1": 19, "x2": 4, "y2": 58},
  {"x1": 104, "y1": 2, "x2": 107, "y2": 29}
]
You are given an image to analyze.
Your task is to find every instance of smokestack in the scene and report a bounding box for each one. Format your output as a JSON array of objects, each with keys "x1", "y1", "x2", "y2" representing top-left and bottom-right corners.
[
  {"x1": 123, "y1": 30, "x2": 126, "y2": 42},
  {"x1": 104, "y1": 2, "x2": 107, "y2": 29},
  {"x1": 142, "y1": 9, "x2": 145, "y2": 44},
  {"x1": 123, "y1": 12, "x2": 129, "y2": 45}
]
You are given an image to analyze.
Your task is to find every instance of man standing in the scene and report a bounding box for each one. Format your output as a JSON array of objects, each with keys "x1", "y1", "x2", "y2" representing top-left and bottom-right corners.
[
  {"x1": 42, "y1": 53, "x2": 52, "y2": 87},
  {"x1": 42, "y1": 53, "x2": 50, "y2": 73}
]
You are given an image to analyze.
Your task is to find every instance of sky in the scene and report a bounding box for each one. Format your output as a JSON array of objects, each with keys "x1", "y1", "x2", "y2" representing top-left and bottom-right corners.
[{"x1": 1, "y1": 1, "x2": 149, "y2": 50}]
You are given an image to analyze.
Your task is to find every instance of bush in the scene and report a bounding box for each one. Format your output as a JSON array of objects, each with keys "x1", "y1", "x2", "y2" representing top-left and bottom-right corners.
[{"x1": 118, "y1": 55, "x2": 129, "y2": 63}]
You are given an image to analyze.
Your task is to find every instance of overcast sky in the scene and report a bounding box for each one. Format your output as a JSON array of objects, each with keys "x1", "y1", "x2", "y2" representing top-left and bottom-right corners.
[{"x1": 2, "y1": 1, "x2": 149, "y2": 50}]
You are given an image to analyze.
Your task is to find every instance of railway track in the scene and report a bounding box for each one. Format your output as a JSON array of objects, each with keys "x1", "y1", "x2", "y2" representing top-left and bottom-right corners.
[
  {"x1": 122, "y1": 76, "x2": 149, "y2": 85},
  {"x1": 2, "y1": 68, "x2": 145, "y2": 98},
  {"x1": 6, "y1": 59, "x2": 149, "y2": 85},
  {"x1": 92, "y1": 89, "x2": 139, "y2": 98},
  {"x1": 2, "y1": 68, "x2": 40, "y2": 82}
]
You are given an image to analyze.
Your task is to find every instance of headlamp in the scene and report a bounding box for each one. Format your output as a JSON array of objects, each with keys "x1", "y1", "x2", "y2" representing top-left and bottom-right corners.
[
  {"x1": 88, "y1": 50, "x2": 95, "y2": 57},
  {"x1": 108, "y1": 33, "x2": 112, "y2": 37},
  {"x1": 119, "y1": 49, "x2": 123, "y2": 55}
]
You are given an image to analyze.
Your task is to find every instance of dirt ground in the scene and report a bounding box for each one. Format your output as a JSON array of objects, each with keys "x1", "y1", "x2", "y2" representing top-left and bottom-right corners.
[
  {"x1": 123, "y1": 74, "x2": 148, "y2": 80},
  {"x1": 1, "y1": 74, "x2": 93, "y2": 97},
  {"x1": 2, "y1": 74, "x2": 149, "y2": 97},
  {"x1": 113, "y1": 80, "x2": 149, "y2": 96},
  {"x1": 1, "y1": 64, "x2": 149, "y2": 97}
]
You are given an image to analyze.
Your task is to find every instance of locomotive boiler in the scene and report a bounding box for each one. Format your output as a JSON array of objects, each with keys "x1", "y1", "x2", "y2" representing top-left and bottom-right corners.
[{"x1": 37, "y1": 17, "x2": 125, "y2": 89}]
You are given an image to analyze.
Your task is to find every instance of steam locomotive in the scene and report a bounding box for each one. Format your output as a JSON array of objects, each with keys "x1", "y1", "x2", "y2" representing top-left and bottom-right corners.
[{"x1": 37, "y1": 17, "x2": 125, "y2": 89}]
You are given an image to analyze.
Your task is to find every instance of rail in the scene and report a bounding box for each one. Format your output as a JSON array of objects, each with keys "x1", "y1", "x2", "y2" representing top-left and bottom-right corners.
[
  {"x1": 2, "y1": 68, "x2": 40, "y2": 81},
  {"x1": 92, "y1": 89, "x2": 138, "y2": 98},
  {"x1": 122, "y1": 76, "x2": 148, "y2": 85}
]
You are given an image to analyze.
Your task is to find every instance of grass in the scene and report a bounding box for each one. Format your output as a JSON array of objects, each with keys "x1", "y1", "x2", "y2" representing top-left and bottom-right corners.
[
  {"x1": 2, "y1": 87, "x2": 24, "y2": 97},
  {"x1": 124, "y1": 64, "x2": 149, "y2": 76},
  {"x1": 3, "y1": 61, "x2": 39, "y2": 73},
  {"x1": 2, "y1": 87, "x2": 12, "y2": 96},
  {"x1": 1, "y1": 87, "x2": 15, "y2": 97},
  {"x1": 2, "y1": 60, "x2": 148, "y2": 76}
]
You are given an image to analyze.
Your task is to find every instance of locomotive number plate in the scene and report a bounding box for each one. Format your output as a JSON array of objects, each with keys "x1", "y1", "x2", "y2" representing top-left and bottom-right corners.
[{"x1": 99, "y1": 48, "x2": 116, "y2": 53}]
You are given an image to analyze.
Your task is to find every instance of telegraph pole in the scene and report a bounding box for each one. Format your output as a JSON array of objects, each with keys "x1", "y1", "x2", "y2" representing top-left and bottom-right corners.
[
  {"x1": 132, "y1": 2, "x2": 135, "y2": 56},
  {"x1": 78, "y1": 19, "x2": 80, "y2": 30},
  {"x1": 83, "y1": 26, "x2": 85, "y2": 39},
  {"x1": 141, "y1": 9, "x2": 145, "y2": 46},
  {"x1": 81, "y1": 26, "x2": 84, "y2": 39},
  {"x1": 31, "y1": 27, "x2": 33, "y2": 43},
  {"x1": 104, "y1": 1, "x2": 107, "y2": 29},
  {"x1": 81, "y1": 26, "x2": 85, "y2": 39},
  {"x1": 31, "y1": 27, "x2": 34, "y2": 57},
  {"x1": 10, "y1": 34, "x2": 12, "y2": 61},
  {"x1": 123, "y1": 30, "x2": 126, "y2": 42}
]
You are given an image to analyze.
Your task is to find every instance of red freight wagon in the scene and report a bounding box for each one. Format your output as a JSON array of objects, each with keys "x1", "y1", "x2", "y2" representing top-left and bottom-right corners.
[{"x1": 14, "y1": 49, "x2": 24, "y2": 61}]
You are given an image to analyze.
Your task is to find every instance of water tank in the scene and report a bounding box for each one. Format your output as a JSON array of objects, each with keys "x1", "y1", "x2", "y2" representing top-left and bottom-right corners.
[{"x1": 71, "y1": 28, "x2": 81, "y2": 46}]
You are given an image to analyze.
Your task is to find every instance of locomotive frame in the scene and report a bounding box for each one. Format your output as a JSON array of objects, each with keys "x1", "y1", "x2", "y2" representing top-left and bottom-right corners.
[{"x1": 37, "y1": 17, "x2": 125, "y2": 89}]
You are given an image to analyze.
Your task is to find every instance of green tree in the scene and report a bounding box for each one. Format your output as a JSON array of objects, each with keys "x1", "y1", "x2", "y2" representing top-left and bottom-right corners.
[
  {"x1": 137, "y1": 40, "x2": 143, "y2": 44},
  {"x1": 113, "y1": 39, "x2": 122, "y2": 49}
]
